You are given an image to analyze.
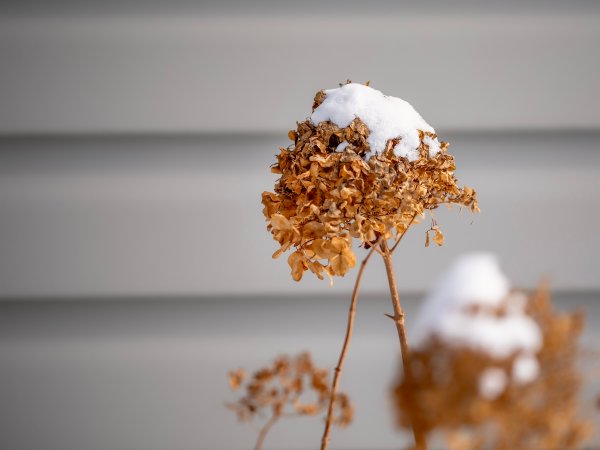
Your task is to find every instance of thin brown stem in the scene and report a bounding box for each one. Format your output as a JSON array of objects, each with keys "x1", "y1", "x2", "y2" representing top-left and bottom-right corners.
[
  {"x1": 254, "y1": 414, "x2": 279, "y2": 450},
  {"x1": 381, "y1": 240, "x2": 427, "y2": 450},
  {"x1": 320, "y1": 236, "x2": 383, "y2": 450},
  {"x1": 390, "y1": 213, "x2": 417, "y2": 253}
]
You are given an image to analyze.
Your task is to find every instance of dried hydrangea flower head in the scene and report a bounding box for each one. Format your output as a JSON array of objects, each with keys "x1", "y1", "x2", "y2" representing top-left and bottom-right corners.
[
  {"x1": 393, "y1": 254, "x2": 591, "y2": 450},
  {"x1": 227, "y1": 352, "x2": 353, "y2": 450},
  {"x1": 262, "y1": 82, "x2": 479, "y2": 281}
]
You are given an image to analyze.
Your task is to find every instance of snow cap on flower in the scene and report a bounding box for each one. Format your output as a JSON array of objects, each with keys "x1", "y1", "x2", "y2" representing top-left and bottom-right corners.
[
  {"x1": 310, "y1": 83, "x2": 441, "y2": 161},
  {"x1": 412, "y1": 253, "x2": 541, "y2": 356},
  {"x1": 412, "y1": 253, "x2": 542, "y2": 394}
]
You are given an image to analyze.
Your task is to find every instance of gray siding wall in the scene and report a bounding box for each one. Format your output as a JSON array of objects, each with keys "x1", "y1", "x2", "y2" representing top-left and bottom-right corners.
[{"x1": 1, "y1": 3, "x2": 599, "y2": 450}]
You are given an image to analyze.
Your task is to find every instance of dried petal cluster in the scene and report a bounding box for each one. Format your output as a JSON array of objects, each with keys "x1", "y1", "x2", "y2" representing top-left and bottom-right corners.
[
  {"x1": 262, "y1": 86, "x2": 478, "y2": 281},
  {"x1": 227, "y1": 352, "x2": 353, "y2": 427},
  {"x1": 393, "y1": 287, "x2": 592, "y2": 450}
]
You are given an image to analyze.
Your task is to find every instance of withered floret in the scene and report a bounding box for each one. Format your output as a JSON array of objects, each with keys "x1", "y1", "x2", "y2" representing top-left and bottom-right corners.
[{"x1": 227, "y1": 352, "x2": 353, "y2": 427}]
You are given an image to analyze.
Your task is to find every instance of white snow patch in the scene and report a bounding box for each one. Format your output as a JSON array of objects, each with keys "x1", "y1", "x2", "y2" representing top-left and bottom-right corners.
[
  {"x1": 423, "y1": 135, "x2": 442, "y2": 158},
  {"x1": 512, "y1": 354, "x2": 539, "y2": 385},
  {"x1": 335, "y1": 140, "x2": 349, "y2": 152},
  {"x1": 412, "y1": 253, "x2": 542, "y2": 386},
  {"x1": 310, "y1": 83, "x2": 437, "y2": 161},
  {"x1": 479, "y1": 368, "x2": 508, "y2": 400}
]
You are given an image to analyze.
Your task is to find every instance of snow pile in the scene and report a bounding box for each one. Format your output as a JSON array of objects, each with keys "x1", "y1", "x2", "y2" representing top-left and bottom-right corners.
[
  {"x1": 335, "y1": 141, "x2": 349, "y2": 152},
  {"x1": 310, "y1": 83, "x2": 441, "y2": 161},
  {"x1": 412, "y1": 253, "x2": 542, "y2": 398},
  {"x1": 479, "y1": 368, "x2": 508, "y2": 400}
]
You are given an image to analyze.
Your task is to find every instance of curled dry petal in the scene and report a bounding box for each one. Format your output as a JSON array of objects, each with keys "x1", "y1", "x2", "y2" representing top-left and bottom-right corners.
[
  {"x1": 228, "y1": 368, "x2": 246, "y2": 391},
  {"x1": 288, "y1": 251, "x2": 308, "y2": 282},
  {"x1": 433, "y1": 227, "x2": 444, "y2": 246}
]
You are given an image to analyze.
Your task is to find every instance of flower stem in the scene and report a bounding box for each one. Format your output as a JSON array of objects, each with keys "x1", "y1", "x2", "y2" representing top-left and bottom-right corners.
[
  {"x1": 381, "y1": 240, "x2": 427, "y2": 450},
  {"x1": 254, "y1": 414, "x2": 279, "y2": 450},
  {"x1": 320, "y1": 238, "x2": 382, "y2": 450}
]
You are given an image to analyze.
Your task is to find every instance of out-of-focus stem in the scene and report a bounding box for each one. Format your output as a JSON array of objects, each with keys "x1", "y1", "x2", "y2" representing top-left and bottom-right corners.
[{"x1": 254, "y1": 414, "x2": 278, "y2": 450}]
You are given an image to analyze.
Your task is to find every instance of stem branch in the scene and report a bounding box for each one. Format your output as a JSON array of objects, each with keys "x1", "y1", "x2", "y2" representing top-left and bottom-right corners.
[
  {"x1": 320, "y1": 236, "x2": 383, "y2": 450},
  {"x1": 390, "y1": 213, "x2": 417, "y2": 253}
]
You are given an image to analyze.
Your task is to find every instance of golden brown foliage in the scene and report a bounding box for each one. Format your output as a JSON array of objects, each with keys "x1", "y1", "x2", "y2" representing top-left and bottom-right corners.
[
  {"x1": 393, "y1": 287, "x2": 592, "y2": 450},
  {"x1": 227, "y1": 352, "x2": 354, "y2": 428},
  {"x1": 262, "y1": 86, "x2": 478, "y2": 281}
]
